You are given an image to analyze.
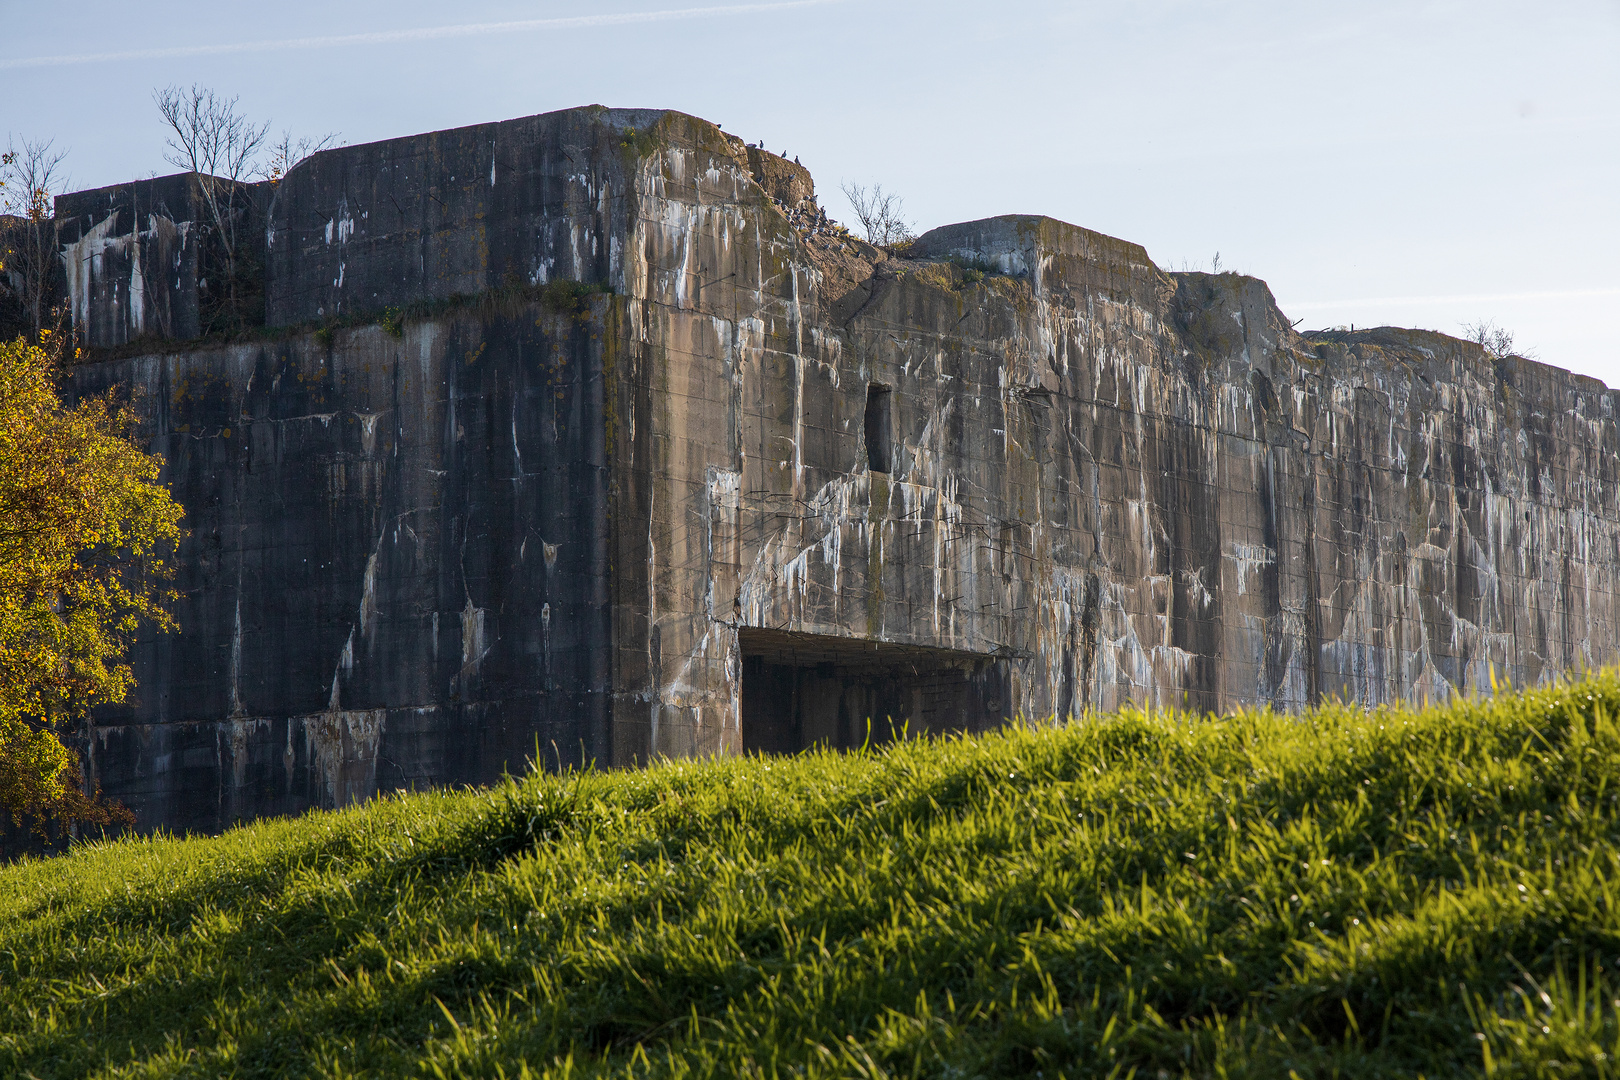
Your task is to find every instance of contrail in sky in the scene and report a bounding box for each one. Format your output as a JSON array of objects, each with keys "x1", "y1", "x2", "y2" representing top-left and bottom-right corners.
[
  {"x1": 1286, "y1": 287, "x2": 1620, "y2": 310},
  {"x1": 0, "y1": 1, "x2": 845, "y2": 70}
]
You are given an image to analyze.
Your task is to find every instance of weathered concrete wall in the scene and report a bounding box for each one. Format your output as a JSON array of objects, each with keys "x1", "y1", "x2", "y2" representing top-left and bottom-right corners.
[
  {"x1": 57, "y1": 174, "x2": 273, "y2": 347},
  {"x1": 60, "y1": 105, "x2": 1620, "y2": 833},
  {"x1": 609, "y1": 127, "x2": 1620, "y2": 756},
  {"x1": 262, "y1": 109, "x2": 657, "y2": 326},
  {"x1": 57, "y1": 175, "x2": 207, "y2": 348},
  {"x1": 70, "y1": 299, "x2": 616, "y2": 830}
]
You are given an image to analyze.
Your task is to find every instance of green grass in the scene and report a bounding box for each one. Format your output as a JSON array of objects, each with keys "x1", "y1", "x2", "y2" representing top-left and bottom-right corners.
[{"x1": 8, "y1": 676, "x2": 1620, "y2": 1078}]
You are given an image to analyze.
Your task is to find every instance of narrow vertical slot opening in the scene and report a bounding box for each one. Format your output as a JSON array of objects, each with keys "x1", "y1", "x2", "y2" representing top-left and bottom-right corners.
[{"x1": 864, "y1": 384, "x2": 892, "y2": 473}]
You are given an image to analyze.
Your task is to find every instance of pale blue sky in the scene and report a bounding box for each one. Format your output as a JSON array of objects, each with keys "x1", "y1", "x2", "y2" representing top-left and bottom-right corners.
[{"x1": 6, "y1": 0, "x2": 1617, "y2": 382}]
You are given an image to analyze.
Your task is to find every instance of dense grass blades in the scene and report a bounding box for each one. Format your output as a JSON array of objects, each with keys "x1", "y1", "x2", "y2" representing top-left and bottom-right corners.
[{"x1": 8, "y1": 678, "x2": 1620, "y2": 1077}]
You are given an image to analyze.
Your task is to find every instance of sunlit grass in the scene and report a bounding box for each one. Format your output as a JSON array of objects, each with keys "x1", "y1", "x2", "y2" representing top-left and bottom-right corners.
[{"x1": 7, "y1": 674, "x2": 1620, "y2": 1077}]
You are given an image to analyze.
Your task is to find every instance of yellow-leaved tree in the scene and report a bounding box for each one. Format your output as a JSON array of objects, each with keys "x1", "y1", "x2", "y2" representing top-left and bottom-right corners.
[{"x1": 0, "y1": 333, "x2": 184, "y2": 836}]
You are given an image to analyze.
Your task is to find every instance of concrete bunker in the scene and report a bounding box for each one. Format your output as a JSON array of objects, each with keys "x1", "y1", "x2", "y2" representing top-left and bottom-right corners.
[
  {"x1": 45, "y1": 104, "x2": 1620, "y2": 837},
  {"x1": 739, "y1": 628, "x2": 1010, "y2": 753}
]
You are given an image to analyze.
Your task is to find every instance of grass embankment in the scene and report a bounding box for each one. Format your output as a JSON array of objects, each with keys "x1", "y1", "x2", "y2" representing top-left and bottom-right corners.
[{"x1": 7, "y1": 679, "x2": 1620, "y2": 1078}]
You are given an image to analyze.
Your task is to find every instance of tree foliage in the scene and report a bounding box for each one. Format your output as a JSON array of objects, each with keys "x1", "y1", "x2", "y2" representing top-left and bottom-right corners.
[{"x1": 0, "y1": 333, "x2": 183, "y2": 833}]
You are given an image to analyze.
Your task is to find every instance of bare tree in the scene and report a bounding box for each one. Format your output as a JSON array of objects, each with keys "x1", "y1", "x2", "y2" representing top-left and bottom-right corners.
[
  {"x1": 841, "y1": 181, "x2": 914, "y2": 248},
  {"x1": 258, "y1": 129, "x2": 339, "y2": 186},
  {"x1": 154, "y1": 85, "x2": 271, "y2": 320},
  {"x1": 0, "y1": 136, "x2": 69, "y2": 336},
  {"x1": 1461, "y1": 319, "x2": 1532, "y2": 360}
]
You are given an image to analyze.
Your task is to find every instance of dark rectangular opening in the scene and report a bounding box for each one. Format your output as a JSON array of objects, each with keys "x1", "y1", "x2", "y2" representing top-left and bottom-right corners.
[
  {"x1": 863, "y1": 384, "x2": 892, "y2": 473},
  {"x1": 740, "y1": 628, "x2": 1008, "y2": 754}
]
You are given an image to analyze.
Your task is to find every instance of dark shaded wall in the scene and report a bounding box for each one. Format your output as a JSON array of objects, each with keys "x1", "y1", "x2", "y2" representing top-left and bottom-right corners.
[
  {"x1": 57, "y1": 174, "x2": 272, "y2": 347},
  {"x1": 69, "y1": 302, "x2": 613, "y2": 831},
  {"x1": 263, "y1": 108, "x2": 666, "y2": 325},
  {"x1": 738, "y1": 629, "x2": 1008, "y2": 753}
]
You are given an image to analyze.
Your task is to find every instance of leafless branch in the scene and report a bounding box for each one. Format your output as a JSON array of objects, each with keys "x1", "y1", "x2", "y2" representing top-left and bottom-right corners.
[
  {"x1": 155, "y1": 84, "x2": 270, "y2": 185},
  {"x1": 0, "y1": 137, "x2": 65, "y2": 223},
  {"x1": 1461, "y1": 319, "x2": 1533, "y2": 360},
  {"x1": 258, "y1": 130, "x2": 340, "y2": 185},
  {"x1": 841, "y1": 181, "x2": 914, "y2": 248},
  {"x1": 153, "y1": 85, "x2": 274, "y2": 324},
  {"x1": 0, "y1": 136, "x2": 69, "y2": 334}
]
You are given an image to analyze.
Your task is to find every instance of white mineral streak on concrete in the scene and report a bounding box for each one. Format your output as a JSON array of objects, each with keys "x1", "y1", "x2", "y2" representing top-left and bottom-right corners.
[
  {"x1": 735, "y1": 520, "x2": 768, "y2": 623},
  {"x1": 61, "y1": 214, "x2": 119, "y2": 332},
  {"x1": 1227, "y1": 541, "x2": 1276, "y2": 596},
  {"x1": 301, "y1": 500, "x2": 408, "y2": 806},
  {"x1": 299, "y1": 601, "x2": 387, "y2": 806},
  {"x1": 459, "y1": 596, "x2": 488, "y2": 685},
  {"x1": 127, "y1": 230, "x2": 146, "y2": 336},
  {"x1": 357, "y1": 411, "x2": 383, "y2": 454},
  {"x1": 791, "y1": 351, "x2": 805, "y2": 498},
  {"x1": 301, "y1": 708, "x2": 386, "y2": 808},
  {"x1": 359, "y1": 552, "x2": 380, "y2": 642},
  {"x1": 229, "y1": 594, "x2": 246, "y2": 719},
  {"x1": 222, "y1": 717, "x2": 268, "y2": 795}
]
